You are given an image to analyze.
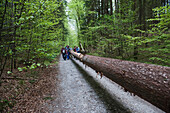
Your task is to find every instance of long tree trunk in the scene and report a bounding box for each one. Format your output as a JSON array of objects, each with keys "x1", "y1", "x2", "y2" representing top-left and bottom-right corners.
[
  {"x1": 134, "y1": 0, "x2": 138, "y2": 60},
  {"x1": 133, "y1": 0, "x2": 143, "y2": 60},
  {"x1": 101, "y1": 0, "x2": 104, "y2": 15},
  {"x1": 98, "y1": 0, "x2": 101, "y2": 18},
  {"x1": 139, "y1": 0, "x2": 142, "y2": 29},
  {"x1": 13, "y1": 2, "x2": 17, "y2": 69},
  {"x1": 105, "y1": 0, "x2": 109, "y2": 14},
  {"x1": 0, "y1": 0, "x2": 7, "y2": 40},
  {"x1": 0, "y1": 47, "x2": 9, "y2": 77},
  {"x1": 11, "y1": 0, "x2": 15, "y2": 72},
  {"x1": 0, "y1": 0, "x2": 8, "y2": 76},
  {"x1": 115, "y1": 0, "x2": 117, "y2": 13},
  {"x1": 143, "y1": 0, "x2": 146, "y2": 30},
  {"x1": 71, "y1": 51, "x2": 170, "y2": 113},
  {"x1": 110, "y1": 0, "x2": 113, "y2": 15}
]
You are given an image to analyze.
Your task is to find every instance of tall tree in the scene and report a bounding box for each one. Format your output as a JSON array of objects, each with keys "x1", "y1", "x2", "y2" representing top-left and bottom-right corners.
[{"x1": 110, "y1": 0, "x2": 113, "y2": 15}]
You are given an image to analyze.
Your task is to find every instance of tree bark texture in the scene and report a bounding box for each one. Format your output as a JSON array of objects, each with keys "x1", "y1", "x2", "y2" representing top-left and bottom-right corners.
[{"x1": 70, "y1": 50, "x2": 170, "y2": 113}]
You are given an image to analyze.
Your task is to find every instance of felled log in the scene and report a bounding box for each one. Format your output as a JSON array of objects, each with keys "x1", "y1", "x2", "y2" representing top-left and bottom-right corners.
[{"x1": 70, "y1": 50, "x2": 170, "y2": 113}]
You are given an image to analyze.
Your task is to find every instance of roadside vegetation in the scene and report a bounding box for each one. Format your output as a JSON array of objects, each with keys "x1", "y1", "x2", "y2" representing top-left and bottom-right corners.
[{"x1": 68, "y1": 0, "x2": 170, "y2": 66}]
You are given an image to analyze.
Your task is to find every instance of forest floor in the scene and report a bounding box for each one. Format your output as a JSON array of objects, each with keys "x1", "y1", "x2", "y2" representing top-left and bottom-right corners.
[
  {"x1": 0, "y1": 58, "x2": 59, "y2": 112},
  {"x1": 0, "y1": 55, "x2": 165, "y2": 113}
]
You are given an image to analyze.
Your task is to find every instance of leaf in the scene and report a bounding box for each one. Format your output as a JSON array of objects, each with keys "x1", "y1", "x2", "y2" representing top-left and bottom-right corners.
[
  {"x1": 19, "y1": 17, "x2": 25, "y2": 21},
  {"x1": 7, "y1": 71, "x2": 12, "y2": 74},
  {"x1": 29, "y1": 64, "x2": 37, "y2": 69},
  {"x1": 37, "y1": 63, "x2": 41, "y2": 66},
  {"x1": 18, "y1": 67, "x2": 23, "y2": 72}
]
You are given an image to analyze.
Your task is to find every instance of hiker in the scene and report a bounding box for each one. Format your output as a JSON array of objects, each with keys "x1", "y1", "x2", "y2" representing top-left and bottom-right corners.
[
  {"x1": 76, "y1": 46, "x2": 80, "y2": 53},
  {"x1": 73, "y1": 46, "x2": 77, "y2": 52},
  {"x1": 61, "y1": 47, "x2": 66, "y2": 60},
  {"x1": 65, "y1": 45, "x2": 70, "y2": 60}
]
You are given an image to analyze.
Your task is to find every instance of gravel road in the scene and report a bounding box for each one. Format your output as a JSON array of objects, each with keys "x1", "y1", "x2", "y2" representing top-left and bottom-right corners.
[{"x1": 47, "y1": 55, "x2": 165, "y2": 113}]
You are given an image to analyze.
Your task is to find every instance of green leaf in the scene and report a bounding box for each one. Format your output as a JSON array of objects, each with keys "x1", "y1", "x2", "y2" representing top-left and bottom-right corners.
[
  {"x1": 18, "y1": 67, "x2": 23, "y2": 72},
  {"x1": 37, "y1": 63, "x2": 41, "y2": 66},
  {"x1": 19, "y1": 17, "x2": 25, "y2": 21},
  {"x1": 7, "y1": 71, "x2": 12, "y2": 74}
]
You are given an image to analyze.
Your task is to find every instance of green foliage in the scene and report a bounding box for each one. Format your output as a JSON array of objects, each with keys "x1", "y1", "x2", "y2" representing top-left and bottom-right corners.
[
  {"x1": 17, "y1": 67, "x2": 27, "y2": 72},
  {"x1": 143, "y1": 6, "x2": 170, "y2": 66},
  {"x1": 7, "y1": 71, "x2": 12, "y2": 74},
  {"x1": 67, "y1": 0, "x2": 169, "y2": 66},
  {"x1": 29, "y1": 63, "x2": 37, "y2": 70},
  {"x1": 17, "y1": 67, "x2": 23, "y2": 72},
  {"x1": 0, "y1": 0, "x2": 68, "y2": 75}
]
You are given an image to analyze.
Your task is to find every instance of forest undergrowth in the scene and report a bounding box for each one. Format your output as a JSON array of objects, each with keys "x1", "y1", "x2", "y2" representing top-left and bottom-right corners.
[{"x1": 0, "y1": 57, "x2": 59, "y2": 113}]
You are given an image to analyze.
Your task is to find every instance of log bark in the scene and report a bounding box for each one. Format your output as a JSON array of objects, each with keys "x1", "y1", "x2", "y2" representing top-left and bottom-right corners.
[{"x1": 70, "y1": 50, "x2": 170, "y2": 113}]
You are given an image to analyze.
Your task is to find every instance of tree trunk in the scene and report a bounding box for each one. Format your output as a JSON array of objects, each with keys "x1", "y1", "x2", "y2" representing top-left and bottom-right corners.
[
  {"x1": 71, "y1": 51, "x2": 170, "y2": 113},
  {"x1": 13, "y1": 2, "x2": 17, "y2": 69},
  {"x1": 11, "y1": 0, "x2": 14, "y2": 72},
  {"x1": 115, "y1": 0, "x2": 117, "y2": 13},
  {"x1": 139, "y1": 0, "x2": 142, "y2": 29},
  {"x1": 0, "y1": 0, "x2": 8, "y2": 42},
  {"x1": 101, "y1": 0, "x2": 104, "y2": 15},
  {"x1": 110, "y1": 0, "x2": 113, "y2": 15},
  {"x1": 98, "y1": 0, "x2": 101, "y2": 18},
  {"x1": 0, "y1": 47, "x2": 9, "y2": 77},
  {"x1": 143, "y1": 0, "x2": 146, "y2": 30},
  {"x1": 105, "y1": 0, "x2": 109, "y2": 14},
  {"x1": 134, "y1": 40, "x2": 138, "y2": 60}
]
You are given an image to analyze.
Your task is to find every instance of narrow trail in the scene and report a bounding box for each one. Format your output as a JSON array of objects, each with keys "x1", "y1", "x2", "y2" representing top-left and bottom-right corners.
[{"x1": 47, "y1": 55, "x2": 164, "y2": 113}]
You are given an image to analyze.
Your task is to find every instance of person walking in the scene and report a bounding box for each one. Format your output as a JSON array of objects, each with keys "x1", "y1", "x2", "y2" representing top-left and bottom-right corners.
[
  {"x1": 65, "y1": 45, "x2": 70, "y2": 60},
  {"x1": 76, "y1": 46, "x2": 80, "y2": 53},
  {"x1": 61, "y1": 47, "x2": 66, "y2": 60},
  {"x1": 73, "y1": 46, "x2": 77, "y2": 52}
]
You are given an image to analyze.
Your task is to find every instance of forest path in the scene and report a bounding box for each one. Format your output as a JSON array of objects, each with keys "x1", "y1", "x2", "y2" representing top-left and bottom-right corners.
[{"x1": 47, "y1": 55, "x2": 164, "y2": 113}]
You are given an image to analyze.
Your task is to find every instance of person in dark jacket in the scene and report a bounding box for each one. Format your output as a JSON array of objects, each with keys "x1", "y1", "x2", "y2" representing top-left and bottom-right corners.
[
  {"x1": 61, "y1": 47, "x2": 66, "y2": 60},
  {"x1": 73, "y1": 46, "x2": 77, "y2": 52},
  {"x1": 65, "y1": 45, "x2": 70, "y2": 60}
]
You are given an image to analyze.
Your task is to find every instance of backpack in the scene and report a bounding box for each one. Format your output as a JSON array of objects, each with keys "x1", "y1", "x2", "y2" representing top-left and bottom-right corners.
[{"x1": 62, "y1": 49, "x2": 66, "y2": 53}]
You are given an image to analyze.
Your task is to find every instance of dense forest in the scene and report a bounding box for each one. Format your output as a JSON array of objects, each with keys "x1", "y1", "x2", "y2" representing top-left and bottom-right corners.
[
  {"x1": 68, "y1": 0, "x2": 170, "y2": 66},
  {"x1": 0, "y1": 0, "x2": 67, "y2": 76},
  {"x1": 0, "y1": 0, "x2": 170, "y2": 77}
]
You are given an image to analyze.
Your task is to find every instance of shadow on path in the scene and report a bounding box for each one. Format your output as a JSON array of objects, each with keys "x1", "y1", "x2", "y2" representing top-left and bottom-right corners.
[{"x1": 71, "y1": 59, "x2": 131, "y2": 113}]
